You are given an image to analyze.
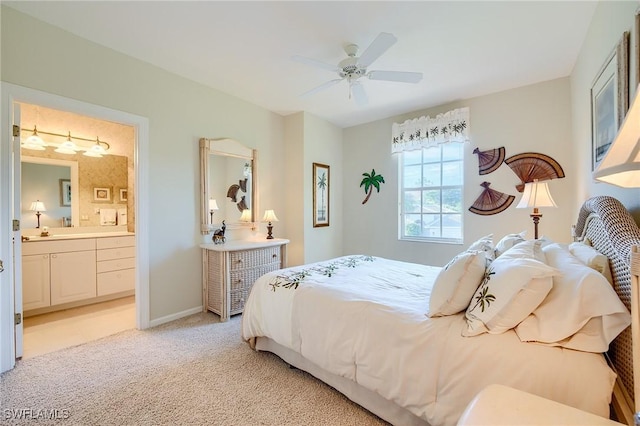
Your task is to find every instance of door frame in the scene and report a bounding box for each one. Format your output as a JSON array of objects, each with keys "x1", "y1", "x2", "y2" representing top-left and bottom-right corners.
[{"x1": 0, "y1": 82, "x2": 150, "y2": 372}]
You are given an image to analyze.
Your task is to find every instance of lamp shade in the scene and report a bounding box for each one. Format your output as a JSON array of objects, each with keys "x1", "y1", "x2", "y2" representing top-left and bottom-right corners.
[
  {"x1": 29, "y1": 200, "x2": 46, "y2": 212},
  {"x1": 239, "y1": 209, "x2": 252, "y2": 222},
  {"x1": 593, "y1": 83, "x2": 640, "y2": 187},
  {"x1": 516, "y1": 180, "x2": 557, "y2": 209},
  {"x1": 262, "y1": 209, "x2": 279, "y2": 222},
  {"x1": 209, "y1": 199, "x2": 219, "y2": 211},
  {"x1": 22, "y1": 126, "x2": 46, "y2": 151}
]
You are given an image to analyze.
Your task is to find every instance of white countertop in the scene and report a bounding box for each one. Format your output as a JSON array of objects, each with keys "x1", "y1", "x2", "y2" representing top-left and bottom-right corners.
[
  {"x1": 22, "y1": 231, "x2": 135, "y2": 242},
  {"x1": 200, "y1": 238, "x2": 289, "y2": 252}
]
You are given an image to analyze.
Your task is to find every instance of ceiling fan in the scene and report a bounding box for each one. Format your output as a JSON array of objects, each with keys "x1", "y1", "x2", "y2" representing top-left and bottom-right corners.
[{"x1": 292, "y1": 32, "x2": 423, "y2": 106}]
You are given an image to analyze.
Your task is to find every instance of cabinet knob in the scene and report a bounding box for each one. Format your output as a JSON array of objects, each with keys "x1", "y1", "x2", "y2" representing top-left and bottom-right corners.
[
  {"x1": 272, "y1": 254, "x2": 277, "y2": 258},
  {"x1": 237, "y1": 258, "x2": 243, "y2": 263},
  {"x1": 51, "y1": 254, "x2": 57, "y2": 259}
]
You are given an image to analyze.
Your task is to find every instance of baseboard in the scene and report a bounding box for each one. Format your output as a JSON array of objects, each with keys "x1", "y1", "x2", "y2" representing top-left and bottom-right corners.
[{"x1": 148, "y1": 306, "x2": 203, "y2": 328}]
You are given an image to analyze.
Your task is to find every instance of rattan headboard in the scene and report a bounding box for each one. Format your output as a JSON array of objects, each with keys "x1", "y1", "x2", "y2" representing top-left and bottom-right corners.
[{"x1": 574, "y1": 195, "x2": 638, "y2": 421}]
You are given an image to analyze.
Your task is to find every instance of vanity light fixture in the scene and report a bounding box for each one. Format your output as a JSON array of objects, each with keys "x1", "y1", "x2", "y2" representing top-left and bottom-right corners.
[
  {"x1": 209, "y1": 198, "x2": 219, "y2": 224},
  {"x1": 22, "y1": 126, "x2": 47, "y2": 151},
  {"x1": 29, "y1": 200, "x2": 46, "y2": 229},
  {"x1": 82, "y1": 137, "x2": 109, "y2": 158},
  {"x1": 262, "y1": 209, "x2": 279, "y2": 239},
  {"x1": 54, "y1": 132, "x2": 79, "y2": 154},
  {"x1": 20, "y1": 126, "x2": 111, "y2": 156}
]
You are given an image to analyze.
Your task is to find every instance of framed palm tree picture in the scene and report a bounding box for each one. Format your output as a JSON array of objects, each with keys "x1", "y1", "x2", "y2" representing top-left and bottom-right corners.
[{"x1": 313, "y1": 162, "x2": 329, "y2": 227}]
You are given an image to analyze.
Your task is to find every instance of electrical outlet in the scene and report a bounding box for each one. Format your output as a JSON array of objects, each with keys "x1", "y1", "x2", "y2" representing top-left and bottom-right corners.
[{"x1": 81, "y1": 215, "x2": 89, "y2": 220}]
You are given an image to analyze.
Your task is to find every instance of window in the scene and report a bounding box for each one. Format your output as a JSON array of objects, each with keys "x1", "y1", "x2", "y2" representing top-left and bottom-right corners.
[{"x1": 399, "y1": 143, "x2": 464, "y2": 243}]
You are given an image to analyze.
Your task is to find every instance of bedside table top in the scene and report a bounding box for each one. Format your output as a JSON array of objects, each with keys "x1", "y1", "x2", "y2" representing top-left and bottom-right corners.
[
  {"x1": 200, "y1": 238, "x2": 289, "y2": 252},
  {"x1": 457, "y1": 384, "x2": 624, "y2": 426}
]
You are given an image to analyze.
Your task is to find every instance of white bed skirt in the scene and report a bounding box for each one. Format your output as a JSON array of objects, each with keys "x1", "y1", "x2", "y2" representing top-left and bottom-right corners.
[{"x1": 255, "y1": 336, "x2": 429, "y2": 426}]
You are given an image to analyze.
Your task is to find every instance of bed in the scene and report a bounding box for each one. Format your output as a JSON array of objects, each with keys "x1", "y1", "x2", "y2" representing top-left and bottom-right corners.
[{"x1": 241, "y1": 195, "x2": 638, "y2": 426}]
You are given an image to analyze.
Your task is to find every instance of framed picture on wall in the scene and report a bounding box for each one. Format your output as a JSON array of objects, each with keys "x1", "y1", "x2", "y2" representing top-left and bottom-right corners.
[
  {"x1": 119, "y1": 188, "x2": 128, "y2": 203},
  {"x1": 93, "y1": 187, "x2": 111, "y2": 202},
  {"x1": 59, "y1": 179, "x2": 71, "y2": 207},
  {"x1": 591, "y1": 31, "x2": 629, "y2": 170},
  {"x1": 313, "y1": 162, "x2": 330, "y2": 227}
]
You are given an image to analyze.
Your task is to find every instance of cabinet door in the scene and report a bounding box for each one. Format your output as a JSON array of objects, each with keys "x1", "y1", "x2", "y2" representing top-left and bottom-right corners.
[
  {"x1": 22, "y1": 254, "x2": 51, "y2": 310},
  {"x1": 50, "y1": 250, "x2": 97, "y2": 305}
]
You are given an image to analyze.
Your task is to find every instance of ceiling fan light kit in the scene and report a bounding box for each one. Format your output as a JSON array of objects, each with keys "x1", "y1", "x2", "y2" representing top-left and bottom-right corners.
[{"x1": 293, "y1": 32, "x2": 423, "y2": 105}]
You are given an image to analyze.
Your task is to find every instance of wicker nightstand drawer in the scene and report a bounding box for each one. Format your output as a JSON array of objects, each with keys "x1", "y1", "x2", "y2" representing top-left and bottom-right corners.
[
  {"x1": 230, "y1": 263, "x2": 283, "y2": 291},
  {"x1": 229, "y1": 246, "x2": 281, "y2": 271}
]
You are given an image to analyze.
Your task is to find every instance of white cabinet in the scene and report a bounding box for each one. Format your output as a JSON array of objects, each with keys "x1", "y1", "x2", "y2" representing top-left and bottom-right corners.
[
  {"x1": 202, "y1": 239, "x2": 288, "y2": 321},
  {"x1": 96, "y1": 236, "x2": 135, "y2": 296},
  {"x1": 22, "y1": 234, "x2": 135, "y2": 314},
  {"x1": 50, "y1": 250, "x2": 97, "y2": 305},
  {"x1": 22, "y1": 254, "x2": 51, "y2": 310}
]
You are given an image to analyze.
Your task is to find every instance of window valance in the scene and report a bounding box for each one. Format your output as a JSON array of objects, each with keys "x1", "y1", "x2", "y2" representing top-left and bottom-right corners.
[{"x1": 391, "y1": 107, "x2": 470, "y2": 153}]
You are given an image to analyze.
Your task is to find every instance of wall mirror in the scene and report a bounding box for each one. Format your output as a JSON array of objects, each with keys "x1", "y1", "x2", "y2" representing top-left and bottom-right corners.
[
  {"x1": 200, "y1": 138, "x2": 257, "y2": 235},
  {"x1": 21, "y1": 151, "x2": 129, "y2": 230},
  {"x1": 21, "y1": 156, "x2": 80, "y2": 229}
]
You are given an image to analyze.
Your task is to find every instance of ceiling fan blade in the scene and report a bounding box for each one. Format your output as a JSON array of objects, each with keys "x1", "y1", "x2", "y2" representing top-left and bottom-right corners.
[
  {"x1": 292, "y1": 55, "x2": 338, "y2": 72},
  {"x1": 350, "y1": 81, "x2": 368, "y2": 106},
  {"x1": 368, "y1": 70, "x2": 423, "y2": 83},
  {"x1": 357, "y1": 32, "x2": 397, "y2": 68},
  {"x1": 300, "y1": 78, "x2": 343, "y2": 98}
]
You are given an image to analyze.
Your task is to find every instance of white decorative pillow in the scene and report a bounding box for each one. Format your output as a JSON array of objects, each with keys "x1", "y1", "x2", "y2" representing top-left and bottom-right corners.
[
  {"x1": 515, "y1": 244, "x2": 630, "y2": 352},
  {"x1": 502, "y1": 239, "x2": 546, "y2": 263},
  {"x1": 494, "y1": 231, "x2": 526, "y2": 257},
  {"x1": 467, "y1": 234, "x2": 495, "y2": 261},
  {"x1": 463, "y1": 247, "x2": 556, "y2": 336},
  {"x1": 568, "y1": 242, "x2": 614, "y2": 286},
  {"x1": 428, "y1": 250, "x2": 487, "y2": 317}
]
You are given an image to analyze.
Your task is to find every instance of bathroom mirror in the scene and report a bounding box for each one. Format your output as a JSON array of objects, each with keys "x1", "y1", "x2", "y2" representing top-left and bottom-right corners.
[
  {"x1": 200, "y1": 138, "x2": 257, "y2": 235},
  {"x1": 21, "y1": 151, "x2": 129, "y2": 230},
  {"x1": 21, "y1": 156, "x2": 80, "y2": 229}
]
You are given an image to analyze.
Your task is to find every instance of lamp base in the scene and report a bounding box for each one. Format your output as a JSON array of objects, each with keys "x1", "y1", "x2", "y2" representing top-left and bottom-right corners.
[
  {"x1": 266, "y1": 223, "x2": 274, "y2": 239},
  {"x1": 530, "y1": 212, "x2": 542, "y2": 240}
]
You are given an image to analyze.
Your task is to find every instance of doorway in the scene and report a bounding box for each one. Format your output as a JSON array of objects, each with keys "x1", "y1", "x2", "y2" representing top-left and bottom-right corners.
[
  {"x1": 19, "y1": 102, "x2": 137, "y2": 359},
  {"x1": 0, "y1": 82, "x2": 150, "y2": 372}
]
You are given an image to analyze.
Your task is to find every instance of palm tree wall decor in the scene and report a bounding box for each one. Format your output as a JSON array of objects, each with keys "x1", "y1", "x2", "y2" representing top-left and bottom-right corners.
[
  {"x1": 313, "y1": 163, "x2": 330, "y2": 227},
  {"x1": 360, "y1": 169, "x2": 385, "y2": 204}
]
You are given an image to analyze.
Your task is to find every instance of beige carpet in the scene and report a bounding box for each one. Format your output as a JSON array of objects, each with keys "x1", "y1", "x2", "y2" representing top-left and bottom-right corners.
[{"x1": 1, "y1": 312, "x2": 386, "y2": 425}]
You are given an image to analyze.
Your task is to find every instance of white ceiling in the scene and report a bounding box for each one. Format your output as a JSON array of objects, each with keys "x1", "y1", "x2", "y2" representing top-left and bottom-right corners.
[{"x1": 5, "y1": 1, "x2": 597, "y2": 128}]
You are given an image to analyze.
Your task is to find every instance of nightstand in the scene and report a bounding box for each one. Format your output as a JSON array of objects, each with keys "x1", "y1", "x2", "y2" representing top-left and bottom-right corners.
[
  {"x1": 200, "y1": 238, "x2": 288, "y2": 321},
  {"x1": 457, "y1": 384, "x2": 625, "y2": 425}
]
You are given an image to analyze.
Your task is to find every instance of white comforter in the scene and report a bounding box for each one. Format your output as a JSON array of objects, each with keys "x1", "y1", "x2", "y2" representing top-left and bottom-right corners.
[{"x1": 242, "y1": 256, "x2": 617, "y2": 425}]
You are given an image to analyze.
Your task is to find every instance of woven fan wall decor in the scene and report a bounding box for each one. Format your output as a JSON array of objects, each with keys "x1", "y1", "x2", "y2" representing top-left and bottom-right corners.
[
  {"x1": 473, "y1": 147, "x2": 506, "y2": 175},
  {"x1": 468, "y1": 182, "x2": 515, "y2": 215},
  {"x1": 504, "y1": 152, "x2": 565, "y2": 192}
]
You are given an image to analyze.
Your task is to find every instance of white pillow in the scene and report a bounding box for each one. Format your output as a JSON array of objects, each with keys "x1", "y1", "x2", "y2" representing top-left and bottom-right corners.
[
  {"x1": 494, "y1": 231, "x2": 526, "y2": 257},
  {"x1": 467, "y1": 234, "x2": 495, "y2": 261},
  {"x1": 428, "y1": 250, "x2": 487, "y2": 317},
  {"x1": 515, "y1": 244, "x2": 631, "y2": 352},
  {"x1": 568, "y1": 242, "x2": 614, "y2": 286},
  {"x1": 502, "y1": 239, "x2": 546, "y2": 263},
  {"x1": 463, "y1": 246, "x2": 556, "y2": 336}
]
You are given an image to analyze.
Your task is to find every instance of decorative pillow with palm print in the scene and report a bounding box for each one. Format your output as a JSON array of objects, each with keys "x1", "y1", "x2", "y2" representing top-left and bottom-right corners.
[
  {"x1": 428, "y1": 250, "x2": 487, "y2": 317},
  {"x1": 463, "y1": 248, "x2": 557, "y2": 337}
]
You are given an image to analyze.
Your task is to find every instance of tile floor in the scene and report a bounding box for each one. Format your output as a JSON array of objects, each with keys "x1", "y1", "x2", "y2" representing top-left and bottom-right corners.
[{"x1": 22, "y1": 296, "x2": 135, "y2": 359}]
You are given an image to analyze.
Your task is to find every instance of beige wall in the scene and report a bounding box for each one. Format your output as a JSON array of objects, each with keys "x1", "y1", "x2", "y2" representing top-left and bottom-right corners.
[
  {"x1": 283, "y1": 112, "x2": 343, "y2": 266},
  {"x1": 343, "y1": 78, "x2": 574, "y2": 267},
  {"x1": 570, "y1": 1, "x2": 640, "y2": 219},
  {"x1": 1, "y1": 6, "x2": 287, "y2": 321}
]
